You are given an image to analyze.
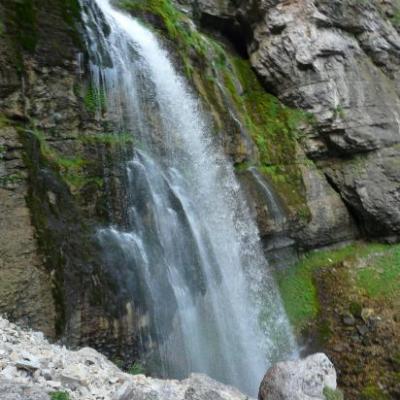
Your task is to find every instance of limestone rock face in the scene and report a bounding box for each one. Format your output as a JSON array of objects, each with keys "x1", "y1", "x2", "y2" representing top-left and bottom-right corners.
[
  {"x1": 190, "y1": 0, "x2": 400, "y2": 241},
  {"x1": 259, "y1": 353, "x2": 337, "y2": 400},
  {"x1": 247, "y1": 0, "x2": 400, "y2": 239}
]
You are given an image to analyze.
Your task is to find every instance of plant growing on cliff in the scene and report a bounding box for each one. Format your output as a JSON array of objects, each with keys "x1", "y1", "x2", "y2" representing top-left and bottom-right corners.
[
  {"x1": 84, "y1": 85, "x2": 107, "y2": 113},
  {"x1": 29, "y1": 129, "x2": 103, "y2": 192},
  {"x1": 392, "y1": 10, "x2": 400, "y2": 26},
  {"x1": 127, "y1": 361, "x2": 145, "y2": 375},
  {"x1": 119, "y1": 0, "x2": 209, "y2": 76}
]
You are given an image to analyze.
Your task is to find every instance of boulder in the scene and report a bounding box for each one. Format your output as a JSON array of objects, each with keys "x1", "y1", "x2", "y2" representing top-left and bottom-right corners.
[{"x1": 258, "y1": 353, "x2": 337, "y2": 400}]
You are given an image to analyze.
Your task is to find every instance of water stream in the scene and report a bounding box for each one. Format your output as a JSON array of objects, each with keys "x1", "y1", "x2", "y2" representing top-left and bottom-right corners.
[{"x1": 79, "y1": 0, "x2": 297, "y2": 395}]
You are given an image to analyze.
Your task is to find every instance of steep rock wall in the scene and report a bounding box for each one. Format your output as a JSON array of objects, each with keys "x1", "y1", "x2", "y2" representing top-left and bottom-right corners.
[
  {"x1": 190, "y1": 0, "x2": 400, "y2": 242},
  {"x1": 0, "y1": 0, "x2": 140, "y2": 364}
]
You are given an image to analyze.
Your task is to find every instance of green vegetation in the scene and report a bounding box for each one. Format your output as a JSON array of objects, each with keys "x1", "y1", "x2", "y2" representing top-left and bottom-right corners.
[
  {"x1": 84, "y1": 85, "x2": 107, "y2": 113},
  {"x1": 30, "y1": 130, "x2": 103, "y2": 192},
  {"x1": 61, "y1": 0, "x2": 83, "y2": 47},
  {"x1": 62, "y1": 0, "x2": 81, "y2": 26},
  {"x1": 127, "y1": 362, "x2": 145, "y2": 375},
  {"x1": 276, "y1": 242, "x2": 400, "y2": 332},
  {"x1": 119, "y1": 0, "x2": 210, "y2": 76},
  {"x1": 227, "y1": 57, "x2": 312, "y2": 165},
  {"x1": 15, "y1": 0, "x2": 38, "y2": 52},
  {"x1": 0, "y1": 173, "x2": 24, "y2": 186},
  {"x1": 392, "y1": 11, "x2": 400, "y2": 26},
  {"x1": 323, "y1": 387, "x2": 344, "y2": 400},
  {"x1": 112, "y1": 357, "x2": 124, "y2": 369},
  {"x1": 360, "y1": 385, "x2": 390, "y2": 400},
  {"x1": 50, "y1": 392, "x2": 70, "y2": 400},
  {"x1": 214, "y1": 52, "x2": 314, "y2": 216},
  {"x1": 357, "y1": 244, "x2": 400, "y2": 300},
  {"x1": 223, "y1": 57, "x2": 314, "y2": 216},
  {"x1": 390, "y1": 0, "x2": 400, "y2": 26},
  {"x1": 0, "y1": 114, "x2": 9, "y2": 129},
  {"x1": 333, "y1": 104, "x2": 345, "y2": 119}
]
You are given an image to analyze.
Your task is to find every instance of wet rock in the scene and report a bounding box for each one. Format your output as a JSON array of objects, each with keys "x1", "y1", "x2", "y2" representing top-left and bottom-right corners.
[
  {"x1": 342, "y1": 313, "x2": 356, "y2": 326},
  {"x1": 259, "y1": 353, "x2": 337, "y2": 400},
  {"x1": 356, "y1": 324, "x2": 369, "y2": 336}
]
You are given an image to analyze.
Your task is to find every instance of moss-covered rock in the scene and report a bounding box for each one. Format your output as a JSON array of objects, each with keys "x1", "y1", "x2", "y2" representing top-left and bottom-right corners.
[
  {"x1": 277, "y1": 241, "x2": 400, "y2": 399},
  {"x1": 0, "y1": 0, "x2": 141, "y2": 366}
]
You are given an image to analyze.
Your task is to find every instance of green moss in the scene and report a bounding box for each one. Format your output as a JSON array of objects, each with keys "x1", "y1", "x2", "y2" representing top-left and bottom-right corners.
[
  {"x1": 393, "y1": 12, "x2": 400, "y2": 26},
  {"x1": 30, "y1": 129, "x2": 103, "y2": 192},
  {"x1": 357, "y1": 245, "x2": 400, "y2": 300},
  {"x1": 391, "y1": 0, "x2": 400, "y2": 27},
  {"x1": 323, "y1": 387, "x2": 344, "y2": 400},
  {"x1": 276, "y1": 242, "x2": 393, "y2": 332},
  {"x1": 221, "y1": 57, "x2": 314, "y2": 214},
  {"x1": 234, "y1": 161, "x2": 254, "y2": 172},
  {"x1": 0, "y1": 114, "x2": 10, "y2": 128},
  {"x1": 119, "y1": 0, "x2": 209, "y2": 76},
  {"x1": 0, "y1": 172, "x2": 24, "y2": 186},
  {"x1": 62, "y1": 0, "x2": 81, "y2": 26},
  {"x1": 349, "y1": 301, "x2": 362, "y2": 318},
  {"x1": 84, "y1": 85, "x2": 107, "y2": 113},
  {"x1": 360, "y1": 385, "x2": 390, "y2": 400},
  {"x1": 15, "y1": 0, "x2": 38, "y2": 52},
  {"x1": 61, "y1": 0, "x2": 83, "y2": 47}
]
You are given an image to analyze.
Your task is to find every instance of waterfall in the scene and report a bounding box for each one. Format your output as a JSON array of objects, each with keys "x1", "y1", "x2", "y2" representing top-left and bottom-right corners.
[{"x1": 79, "y1": 0, "x2": 297, "y2": 395}]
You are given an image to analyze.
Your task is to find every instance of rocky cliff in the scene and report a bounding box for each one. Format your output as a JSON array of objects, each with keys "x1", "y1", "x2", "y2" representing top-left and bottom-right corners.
[
  {"x1": 0, "y1": 0, "x2": 139, "y2": 363},
  {"x1": 187, "y1": 0, "x2": 400, "y2": 245}
]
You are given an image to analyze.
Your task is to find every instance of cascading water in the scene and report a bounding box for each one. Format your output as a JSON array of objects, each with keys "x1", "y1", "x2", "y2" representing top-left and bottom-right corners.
[{"x1": 79, "y1": 0, "x2": 297, "y2": 395}]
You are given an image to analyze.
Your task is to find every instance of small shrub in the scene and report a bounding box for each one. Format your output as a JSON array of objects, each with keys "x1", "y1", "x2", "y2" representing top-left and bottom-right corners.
[
  {"x1": 127, "y1": 362, "x2": 145, "y2": 375},
  {"x1": 84, "y1": 85, "x2": 107, "y2": 112},
  {"x1": 50, "y1": 392, "x2": 70, "y2": 400}
]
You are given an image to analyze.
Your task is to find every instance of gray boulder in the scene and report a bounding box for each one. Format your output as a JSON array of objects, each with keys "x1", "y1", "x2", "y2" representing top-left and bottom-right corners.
[{"x1": 259, "y1": 353, "x2": 337, "y2": 400}]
